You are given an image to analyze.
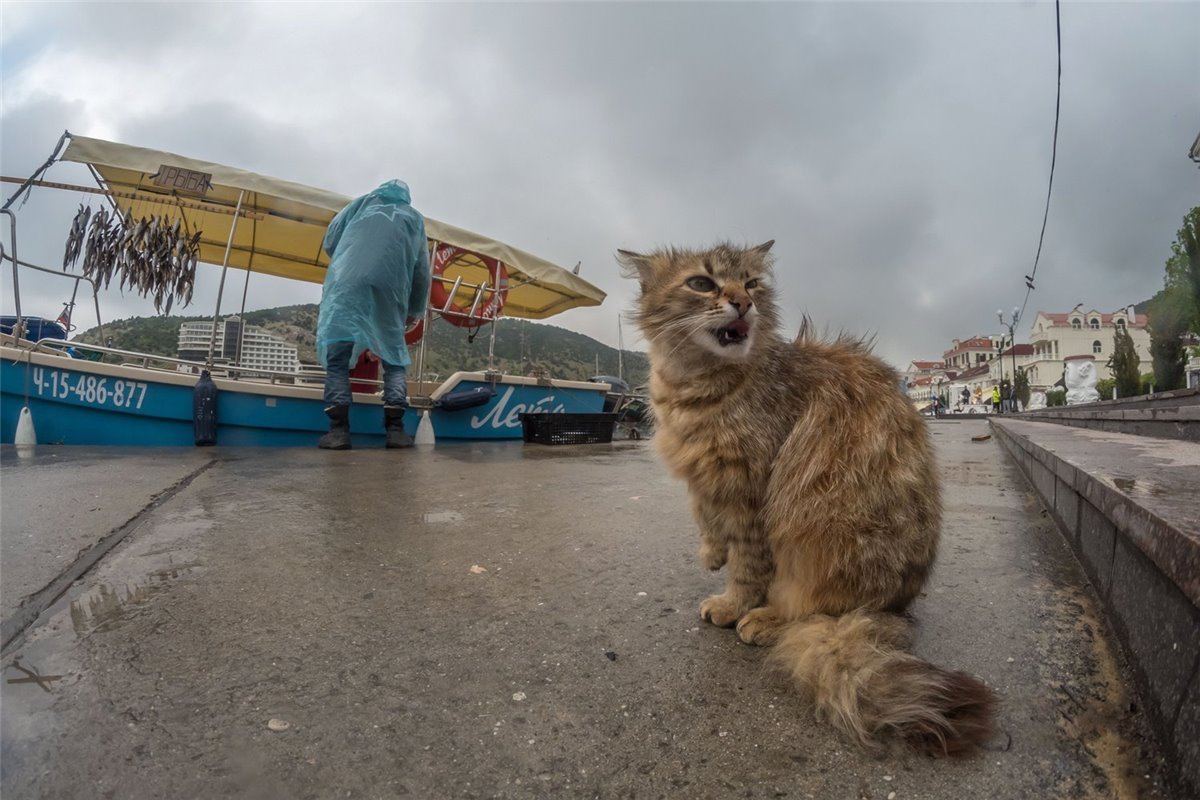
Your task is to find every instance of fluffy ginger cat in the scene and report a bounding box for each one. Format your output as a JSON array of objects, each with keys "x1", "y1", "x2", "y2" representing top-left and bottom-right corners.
[{"x1": 619, "y1": 240, "x2": 996, "y2": 755}]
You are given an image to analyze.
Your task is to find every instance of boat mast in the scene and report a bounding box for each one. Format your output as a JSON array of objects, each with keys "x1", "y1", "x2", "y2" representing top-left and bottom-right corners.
[{"x1": 617, "y1": 313, "x2": 624, "y2": 382}]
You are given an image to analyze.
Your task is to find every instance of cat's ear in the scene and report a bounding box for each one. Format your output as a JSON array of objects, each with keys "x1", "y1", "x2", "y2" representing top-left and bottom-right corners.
[
  {"x1": 750, "y1": 240, "x2": 775, "y2": 256},
  {"x1": 616, "y1": 249, "x2": 655, "y2": 285}
]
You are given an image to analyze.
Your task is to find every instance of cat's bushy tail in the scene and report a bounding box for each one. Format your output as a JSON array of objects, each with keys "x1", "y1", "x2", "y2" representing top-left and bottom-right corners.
[{"x1": 769, "y1": 609, "x2": 996, "y2": 756}]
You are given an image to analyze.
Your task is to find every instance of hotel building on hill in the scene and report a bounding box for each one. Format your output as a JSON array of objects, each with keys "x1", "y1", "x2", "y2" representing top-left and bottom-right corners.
[{"x1": 177, "y1": 317, "x2": 301, "y2": 376}]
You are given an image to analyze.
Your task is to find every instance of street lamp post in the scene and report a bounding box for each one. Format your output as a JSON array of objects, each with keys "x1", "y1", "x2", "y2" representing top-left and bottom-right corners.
[{"x1": 997, "y1": 306, "x2": 1020, "y2": 412}]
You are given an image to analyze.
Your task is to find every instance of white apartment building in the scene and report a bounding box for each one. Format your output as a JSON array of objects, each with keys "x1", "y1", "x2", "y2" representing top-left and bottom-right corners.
[
  {"x1": 908, "y1": 337, "x2": 1005, "y2": 410},
  {"x1": 1023, "y1": 305, "x2": 1151, "y2": 389},
  {"x1": 177, "y1": 317, "x2": 301, "y2": 375},
  {"x1": 989, "y1": 343, "x2": 1036, "y2": 386},
  {"x1": 903, "y1": 360, "x2": 947, "y2": 386},
  {"x1": 942, "y1": 336, "x2": 1000, "y2": 372},
  {"x1": 902, "y1": 360, "x2": 948, "y2": 405}
]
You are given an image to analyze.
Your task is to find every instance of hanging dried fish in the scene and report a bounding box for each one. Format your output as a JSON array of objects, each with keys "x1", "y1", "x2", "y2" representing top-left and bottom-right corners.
[
  {"x1": 66, "y1": 205, "x2": 203, "y2": 315},
  {"x1": 62, "y1": 204, "x2": 90, "y2": 270},
  {"x1": 81, "y1": 206, "x2": 107, "y2": 281}
]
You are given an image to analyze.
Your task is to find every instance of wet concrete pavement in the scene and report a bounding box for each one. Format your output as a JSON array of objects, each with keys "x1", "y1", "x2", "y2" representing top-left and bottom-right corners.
[
  {"x1": 1, "y1": 448, "x2": 213, "y2": 645},
  {"x1": 0, "y1": 420, "x2": 1178, "y2": 799}
]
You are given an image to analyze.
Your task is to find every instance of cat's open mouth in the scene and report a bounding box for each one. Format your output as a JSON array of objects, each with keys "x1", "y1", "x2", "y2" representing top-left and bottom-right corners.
[{"x1": 714, "y1": 320, "x2": 751, "y2": 347}]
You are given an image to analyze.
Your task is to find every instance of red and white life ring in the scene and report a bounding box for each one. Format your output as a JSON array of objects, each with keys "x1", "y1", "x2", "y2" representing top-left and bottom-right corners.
[
  {"x1": 404, "y1": 318, "x2": 424, "y2": 345},
  {"x1": 428, "y1": 244, "x2": 509, "y2": 329}
]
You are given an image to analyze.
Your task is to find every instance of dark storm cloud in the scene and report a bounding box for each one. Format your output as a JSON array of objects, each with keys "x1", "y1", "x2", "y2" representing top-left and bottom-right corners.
[{"x1": 1, "y1": 1, "x2": 1196, "y2": 368}]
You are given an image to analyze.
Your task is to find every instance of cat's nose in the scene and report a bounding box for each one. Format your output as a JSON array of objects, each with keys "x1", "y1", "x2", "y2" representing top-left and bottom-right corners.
[{"x1": 728, "y1": 296, "x2": 753, "y2": 317}]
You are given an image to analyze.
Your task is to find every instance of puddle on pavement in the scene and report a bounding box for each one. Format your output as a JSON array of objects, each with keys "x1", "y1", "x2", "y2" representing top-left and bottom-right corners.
[
  {"x1": 518, "y1": 446, "x2": 649, "y2": 464},
  {"x1": 2, "y1": 525, "x2": 205, "y2": 763},
  {"x1": 423, "y1": 510, "x2": 465, "y2": 524},
  {"x1": 1110, "y1": 476, "x2": 1170, "y2": 499},
  {"x1": 2, "y1": 606, "x2": 85, "y2": 747},
  {"x1": 68, "y1": 560, "x2": 201, "y2": 636}
]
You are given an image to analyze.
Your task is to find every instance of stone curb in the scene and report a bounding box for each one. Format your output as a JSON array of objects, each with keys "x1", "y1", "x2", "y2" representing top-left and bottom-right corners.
[{"x1": 989, "y1": 418, "x2": 1199, "y2": 799}]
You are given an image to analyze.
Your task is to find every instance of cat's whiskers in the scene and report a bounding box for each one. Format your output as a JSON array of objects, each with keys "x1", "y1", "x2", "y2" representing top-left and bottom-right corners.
[
  {"x1": 655, "y1": 315, "x2": 721, "y2": 361},
  {"x1": 648, "y1": 315, "x2": 709, "y2": 344}
]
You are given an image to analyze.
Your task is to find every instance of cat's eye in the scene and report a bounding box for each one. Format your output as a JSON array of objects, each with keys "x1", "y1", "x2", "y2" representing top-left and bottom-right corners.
[
  {"x1": 685, "y1": 276, "x2": 717, "y2": 292},
  {"x1": 745, "y1": 278, "x2": 760, "y2": 289}
]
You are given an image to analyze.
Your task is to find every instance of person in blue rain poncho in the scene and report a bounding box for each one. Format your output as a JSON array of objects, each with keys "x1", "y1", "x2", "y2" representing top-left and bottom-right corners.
[{"x1": 315, "y1": 180, "x2": 431, "y2": 449}]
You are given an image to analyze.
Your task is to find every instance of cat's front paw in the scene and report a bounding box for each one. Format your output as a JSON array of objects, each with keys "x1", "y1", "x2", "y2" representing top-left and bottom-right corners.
[
  {"x1": 699, "y1": 540, "x2": 727, "y2": 571},
  {"x1": 736, "y1": 607, "x2": 783, "y2": 646},
  {"x1": 699, "y1": 593, "x2": 745, "y2": 627}
]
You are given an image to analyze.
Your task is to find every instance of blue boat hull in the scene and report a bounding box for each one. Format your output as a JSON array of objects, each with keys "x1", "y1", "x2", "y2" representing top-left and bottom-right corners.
[{"x1": 0, "y1": 351, "x2": 608, "y2": 446}]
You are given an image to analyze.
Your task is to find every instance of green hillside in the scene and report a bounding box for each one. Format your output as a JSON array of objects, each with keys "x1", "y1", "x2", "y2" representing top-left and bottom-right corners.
[{"x1": 73, "y1": 304, "x2": 649, "y2": 387}]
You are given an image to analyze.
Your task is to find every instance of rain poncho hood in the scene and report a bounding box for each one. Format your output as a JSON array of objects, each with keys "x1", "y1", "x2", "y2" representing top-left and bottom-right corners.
[{"x1": 316, "y1": 180, "x2": 431, "y2": 369}]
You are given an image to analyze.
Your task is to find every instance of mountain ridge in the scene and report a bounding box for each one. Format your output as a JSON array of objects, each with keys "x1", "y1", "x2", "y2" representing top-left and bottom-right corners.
[{"x1": 72, "y1": 304, "x2": 650, "y2": 387}]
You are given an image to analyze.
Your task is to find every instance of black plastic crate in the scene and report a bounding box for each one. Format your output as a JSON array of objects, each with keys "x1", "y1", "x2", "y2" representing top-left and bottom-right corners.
[{"x1": 520, "y1": 413, "x2": 617, "y2": 445}]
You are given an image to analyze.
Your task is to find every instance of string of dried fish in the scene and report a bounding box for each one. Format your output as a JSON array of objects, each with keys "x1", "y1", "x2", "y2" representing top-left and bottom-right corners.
[
  {"x1": 62, "y1": 204, "x2": 90, "y2": 270},
  {"x1": 65, "y1": 206, "x2": 201, "y2": 315}
]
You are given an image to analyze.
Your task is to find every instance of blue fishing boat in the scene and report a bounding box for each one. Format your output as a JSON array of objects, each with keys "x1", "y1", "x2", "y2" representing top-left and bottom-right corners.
[{"x1": 1, "y1": 133, "x2": 610, "y2": 446}]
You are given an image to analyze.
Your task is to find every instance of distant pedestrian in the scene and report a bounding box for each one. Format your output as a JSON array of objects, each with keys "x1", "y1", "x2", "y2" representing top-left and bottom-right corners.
[{"x1": 991, "y1": 385, "x2": 1002, "y2": 413}]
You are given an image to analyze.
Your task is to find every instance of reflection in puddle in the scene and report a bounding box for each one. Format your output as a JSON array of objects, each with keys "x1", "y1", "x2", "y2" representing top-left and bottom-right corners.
[
  {"x1": 2, "y1": 554, "x2": 201, "y2": 768},
  {"x1": 3, "y1": 502, "x2": 210, "y2": 786},
  {"x1": 5, "y1": 659, "x2": 64, "y2": 693},
  {"x1": 68, "y1": 561, "x2": 200, "y2": 636},
  {"x1": 2, "y1": 613, "x2": 84, "y2": 756},
  {"x1": 1110, "y1": 476, "x2": 1169, "y2": 498},
  {"x1": 423, "y1": 510, "x2": 464, "y2": 524}
]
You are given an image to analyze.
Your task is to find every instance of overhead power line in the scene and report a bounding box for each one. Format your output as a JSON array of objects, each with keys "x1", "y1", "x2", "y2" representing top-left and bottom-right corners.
[{"x1": 1017, "y1": 0, "x2": 1062, "y2": 326}]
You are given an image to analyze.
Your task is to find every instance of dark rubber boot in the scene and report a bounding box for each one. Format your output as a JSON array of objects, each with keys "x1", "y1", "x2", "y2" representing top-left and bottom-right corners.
[
  {"x1": 384, "y1": 406, "x2": 414, "y2": 449},
  {"x1": 318, "y1": 405, "x2": 352, "y2": 450}
]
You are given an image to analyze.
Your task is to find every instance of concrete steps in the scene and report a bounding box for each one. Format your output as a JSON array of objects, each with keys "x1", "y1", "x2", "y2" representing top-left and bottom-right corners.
[
  {"x1": 1017, "y1": 387, "x2": 1199, "y2": 442},
  {"x1": 990, "y1": 415, "x2": 1200, "y2": 798}
]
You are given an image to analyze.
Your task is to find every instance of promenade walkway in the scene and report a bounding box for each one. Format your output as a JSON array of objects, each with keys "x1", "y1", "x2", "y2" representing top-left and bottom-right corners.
[{"x1": 0, "y1": 423, "x2": 1178, "y2": 799}]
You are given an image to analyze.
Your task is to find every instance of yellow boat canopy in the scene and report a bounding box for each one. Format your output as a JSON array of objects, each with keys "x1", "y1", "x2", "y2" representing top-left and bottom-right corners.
[{"x1": 60, "y1": 134, "x2": 605, "y2": 319}]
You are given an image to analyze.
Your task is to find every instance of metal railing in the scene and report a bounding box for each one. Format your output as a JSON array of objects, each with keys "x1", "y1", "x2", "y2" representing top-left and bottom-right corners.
[
  {"x1": 8, "y1": 335, "x2": 385, "y2": 393},
  {"x1": 1, "y1": 211, "x2": 544, "y2": 401},
  {"x1": 2, "y1": 205, "x2": 106, "y2": 344}
]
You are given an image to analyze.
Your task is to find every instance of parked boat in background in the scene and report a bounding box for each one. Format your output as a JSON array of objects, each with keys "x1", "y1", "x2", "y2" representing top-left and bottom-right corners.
[
  {"x1": 1, "y1": 132, "x2": 610, "y2": 446},
  {"x1": 1, "y1": 316, "x2": 68, "y2": 344}
]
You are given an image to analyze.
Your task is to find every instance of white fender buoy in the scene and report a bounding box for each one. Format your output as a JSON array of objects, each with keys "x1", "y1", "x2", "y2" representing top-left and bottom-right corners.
[
  {"x1": 15, "y1": 406, "x2": 37, "y2": 448},
  {"x1": 414, "y1": 409, "x2": 436, "y2": 446}
]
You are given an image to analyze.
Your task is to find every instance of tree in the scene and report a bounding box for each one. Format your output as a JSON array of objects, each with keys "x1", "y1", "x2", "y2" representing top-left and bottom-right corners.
[
  {"x1": 1148, "y1": 287, "x2": 1190, "y2": 390},
  {"x1": 1014, "y1": 368, "x2": 1031, "y2": 409},
  {"x1": 1107, "y1": 324, "x2": 1142, "y2": 398},
  {"x1": 1163, "y1": 207, "x2": 1200, "y2": 332},
  {"x1": 1147, "y1": 207, "x2": 1200, "y2": 391}
]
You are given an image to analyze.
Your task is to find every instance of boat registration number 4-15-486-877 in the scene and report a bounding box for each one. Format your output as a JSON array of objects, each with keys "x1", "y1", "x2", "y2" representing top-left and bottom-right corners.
[{"x1": 31, "y1": 367, "x2": 149, "y2": 410}]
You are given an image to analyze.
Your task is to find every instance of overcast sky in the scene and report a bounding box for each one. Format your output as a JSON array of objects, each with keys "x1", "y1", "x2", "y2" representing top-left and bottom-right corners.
[{"x1": 2, "y1": 1, "x2": 1197, "y2": 369}]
